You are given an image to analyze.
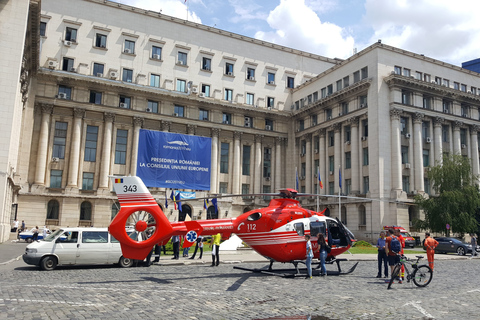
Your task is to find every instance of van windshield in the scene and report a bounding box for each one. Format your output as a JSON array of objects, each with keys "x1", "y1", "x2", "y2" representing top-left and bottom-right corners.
[{"x1": 43, "y1": 229, "x2": 65, "y2": 242}]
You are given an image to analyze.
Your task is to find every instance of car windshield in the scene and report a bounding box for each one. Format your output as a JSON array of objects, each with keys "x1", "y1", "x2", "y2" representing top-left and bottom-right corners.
[
  {"x1": 43, "y1": 229, "x2": 65, "y2": 242},
  {"x1": 401, "y1": 232, "x2": 412, "y2": 237}
]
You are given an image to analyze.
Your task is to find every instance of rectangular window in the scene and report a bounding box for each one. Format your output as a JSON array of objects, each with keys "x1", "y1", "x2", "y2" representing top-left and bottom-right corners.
[
  {"x1": 361, "y1": 67, "x2": 368, "y2": 79},
  {"x1": 222, "y1": 113, "x2": 231, "y2": 124},
  {"x1": 422, "y1": 121, "x2": 430, "y2": 139},
  {"x1": 178, "y1": 52, "x2": 187, "y2": 65},
  {"x1": 65, "y1": 27, "x2": 77, "y2": 41},
  {"x1": 401, "y1": 146, "x2": 408, "y2": 164},
  {"x1": 343, "y1": 76, "x2": 350, "y2": 87},
  {"x1": 265, "y1": 119, "x2": 273, "y2": 131},
  {"x1": 326, "y1": 109, "x2": 332, "y2": 120},
  {"x1": 246, "y1": 93, "x2": 254, "y2": 105},
  {"x1": 400, "y1": 117, "x2": 408, "y2": 135},
  {"x1": 287, "y1": 76, "x2": 294, "y2": 88},
  {"x1": 201, "y1": 84, "x2": 210, "y2": 97},
  {"x1": 114, "y1": 129, "x2": 128, "y2": 165},
  {"x1": 443, "y1": 100, "x2": 451, "y2": 113},
  {"x1": 82, "y1": 172, "x2": 94, "y2": 190},
  {"x1": 53, "y1": 122, "x2": 68, "y2": 159},
  {"x1": 84, "y1": 125, "x2": 98, "y2": 162},
  {"x1": 242, "y1": 145, "x2": 251, "y2": 176},
  {"x1": 267, "y1": 72, "x2": 275, "y2": 84},
  {"x1": 40, "y1": 22, "x2": 46, "y2": 37},
  {"x1": 119, "y1": 96, "x2": 131, "y2": 108},
  {"x1": 443, "y1": 79, "x2": 449, "y2": 87},
  {"x1": 50, "y1": 170, "x2": 63, "y2": 189},
  {"x1": 299, "y1": 120, "x2": 304, "y2": 131},
  {"x1": 219, "y1": 182, "x2": 228, "y2": 194},
  {"x1": 199, "y1": 109, "x2": 209, "y2": 121},
  {"x1": 345, "y1": 179, "x2": 351, "y2": 195},
  {"x1": 328, "y1": 131, "x2": 334, "y2": 147},
  {"x1": 313, "y1": 91, "x2": 318, "y2": 101},
  {"x1": 435, "y1": 77, "x2": 442, "y2": 85},
  {"x1": 327, "y1": 84, "x2": 333, "y2": 95},
  {"x1": 327, "y1": 182, "x2": 333, "y2": 195},
  {"x1": 267, "y1": 97, "x2": 275, "y2": 108},
  {"x1": 461, "y1": 84, "x2": 467, "y2": 92},
  {"x1": 423, "y1": 95, "x2": 432, "y2": 109},
  {"x1": 174, "y1": 105, "x2": 184, "y2": 117},
  {"x1": 220, "y1": 143, "x2": 229, "y2": 174},
  {"x1": 416, "y1": 71, "x2": 422, "y2": 80},
  {"x1": 321, "y1": 88, "x2": 327, "y2": 98},
  {"x1": 363, "y1": 147, "x2": 369, "y2": 166},
  {"x1": 423, "y1": 149, "x2": 430, "y2": 167},
  {"x1": 150, "y1": 74, "x2": 160, "y2": 88},
  {"x1": 147, "y1": 100, "x2": 158, "y2": 113},
  {"x1": 62, "y1": 57, "x2": 74, "y2": 71},
  {"x1": 312, "y1": 114, "x2": 317, "y2": 126},
  {"x1": 58, "y1": 85, "x2": 72, "y2": 99},
  {"x1": 93, "y1": 63, "x2": 104, "y2": 77},
  {"x1": 402, "y1": 176, "x2": 410, "y2": 193},
  {"x1": 124, "y1": 40, "x2": 135, "y2": 53},
  {"x1": 345, "y1": 152, "x2": 351, "y2": 169},
  {"x1": 152, "y1": 46, "x2": 162, "y2": 59},
  {"x1": 247, "y1": 68, "x2": 255, "y2": 80},
  {"x1": 353, "y1": 71, "x2": 360, "y2": 82},
  {"x1": 363, "y1": 176, "x2": 370, "y2": 193},
  {"x1": 424, "y1": 74, "x2": 431, "y2": 82},
  {"x1": 225, "y1": 63, "x2": 234, "y2": 75},
  {"x1": 442, "y1": 125, "x2": 449, "y2": 142},
  {"x1": 241, "y1": 184, "x2": 250, "y2": 199},
  {"x1": 403, "y1": 68, "x2": 410, "y2": 77},
  {"x1": 424, "y1": 178, "x2": 430, "y2": 195},
  {"x1": 244, "y1": 116, "x2": 252, "y2": 128},
  {"x1": 471, "y1": 87, "x2": 477, "y2": 95},
  {"x1": 402, "y1": 90, "x2": 411, "y2": 105},
  {"x1": 202, "y1": 57, "x2": 211, "y2": 71},
  {"x1": 344, "y1": 125, "x2": 351, "y2": 142},
  {"x1": 95, "y1": 33, "x2": 107, "y2": 48},
  {"x1": 89, "y1": 90, "x2": 102, "y2": 104},
  {"x1": 341, "y1": 102, "x2": 348, "y2": 115},
  {"x1": 461, "y1": 104, "x2": 469, "y2": 117},
  {"x1": 176, "y1": 79, "x2": 186, "y2": 92},
  {"x1": 460, "y1": 128, "x2": 467, "y2": 145},
  {"x1": 362, "y1": 119, "x2": 368, "y2": 137},
  {"x1": 329, "y1": 156, "x2": 334, "y2": 172},
  {"x1": 122, "y1": 68, "x2": 133, "y2": 82},
  {"x1": 336, "y1": 80, "x2": 342, "y2": 91},
  {"x1": 454, "y1": 82, "x2": 460, "y2": 90},
  {"x1": 359, "y1": 95, "x2": 368, "y2": 107},
  {"x1": 394, "y1": 66, "x2": 401, "y2": 75},
  {"x1": 225, "y1": 88, "x2": 233, "y2": 101}
]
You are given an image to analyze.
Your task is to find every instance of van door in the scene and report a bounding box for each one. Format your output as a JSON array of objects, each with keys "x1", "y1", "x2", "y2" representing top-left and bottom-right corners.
[
  {"x1": 76, "y1": 231, "x2": 110, "y2": 264},
  {"x1": 53, "y1": 231, "x2": 79, "y2": 265}
]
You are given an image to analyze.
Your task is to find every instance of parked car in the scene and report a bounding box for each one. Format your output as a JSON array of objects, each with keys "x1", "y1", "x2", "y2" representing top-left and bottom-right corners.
[
  {"x1": 383, "y1": 225, "x2": 416, "y2": 248},
  {"x1": 424, "y1": 237, "x2": 480, "y2": 255},
  {"x1": 18, "y1": 227, "x2": 50, "y2": 242},
  {"x1": 22, "y1": 227, "x2": 135, "y2": 270}
]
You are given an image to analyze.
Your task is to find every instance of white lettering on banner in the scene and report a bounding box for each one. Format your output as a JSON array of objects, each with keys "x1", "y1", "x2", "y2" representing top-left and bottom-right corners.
[
  {"x1": 165, "y1": 180, "x2": 185, "y2": 184},
  {"x1": 139, "y1": 162, "x2": 208, "y2": 172},
  {"x1": 163, "y1": 145, "x2": 191, "y2": 151}
]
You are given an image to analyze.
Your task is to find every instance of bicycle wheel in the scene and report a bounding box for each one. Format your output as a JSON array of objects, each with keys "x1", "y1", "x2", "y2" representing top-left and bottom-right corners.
[
  {"x1": 388, "y1": 264, "x2": 401, "y2": 289},
  {"x1": 412, "y1": 265, "x2": 433, "y2": 287}
]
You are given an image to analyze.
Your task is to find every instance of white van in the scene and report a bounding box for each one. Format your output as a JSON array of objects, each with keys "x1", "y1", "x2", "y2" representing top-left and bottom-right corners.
[{"x1": 22, "y1": 227, "x2": 135, "y2": 270}]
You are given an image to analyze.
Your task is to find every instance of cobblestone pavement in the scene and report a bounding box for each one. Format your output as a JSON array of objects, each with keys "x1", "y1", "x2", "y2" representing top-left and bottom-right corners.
[{"x1": 0, "y1": 256, "x2": 479, "y2": 320}]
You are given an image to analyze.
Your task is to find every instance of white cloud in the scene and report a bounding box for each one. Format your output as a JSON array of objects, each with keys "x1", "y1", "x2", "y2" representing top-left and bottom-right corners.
[
  {"x1": 254, "y1": 0, "x2": 355, "y2": 59},
  {"x1": 113, "y1": 0, "x2": 202, "y2": 23},
  {"x1": 364, "y1": 0, "x2": 480, "y2": 65}
]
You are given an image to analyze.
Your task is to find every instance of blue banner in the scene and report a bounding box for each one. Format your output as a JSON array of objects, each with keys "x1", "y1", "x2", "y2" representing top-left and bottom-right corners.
[{"x1": 136, "y1": 130, "x2": 212, "y2": 190}]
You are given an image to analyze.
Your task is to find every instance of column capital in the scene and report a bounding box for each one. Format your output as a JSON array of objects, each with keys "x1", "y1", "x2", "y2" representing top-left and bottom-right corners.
[
  {"x1": 211, "y1": 128, "x2": 221, "y2": 137},
  {"x1": 255, "y1": 134, "x2": 263, "y2": 143},
  {"x1": 453, "y1": 120, "x2": 464, "y2": 130},
  {"x1": 348, "y1": 116, "x2": 360, "y2": 126},
  {"x1": 133, "y1": 116, "x2": 144, "y2": 128},
  {"x1": 433, "y1": 117, "x2": 445, "y2": 127},
  {"x1": 161, "y1": 120, "x2": 171, "y2": 132},
  {"x1": 234, "y1": 131, "x2": 243, "y2": 140},
  {"x1": 305, "y1": 133, "x2": 312, "y2": 140},
  {"x1": 39, "y1": 103, "x2": 53, "y2": 114},
  {"x1": 73, "y1": 108, "x2": 86, "y2": 119},
  {"x1": 413, "y1": 112, "x2": 424, "y2": 124},
  {"x1": 104, "y1": 112, "x2": 115, "y2": 123},
  {"x1": 390, "y1": 108, "x2": 403, "y2": 120},
  {"x1": 318, "y1": 128, "x2": 326, "y2": 137},
  {"x1": 187, "y1": 124, "x2": 197, "y2": 135},
  {"x1": 471, "y1": 124, "x2": 480, "y2": 133},
  {"x1": 332, "y1": 123, "x2": 341, "y2": 132}
]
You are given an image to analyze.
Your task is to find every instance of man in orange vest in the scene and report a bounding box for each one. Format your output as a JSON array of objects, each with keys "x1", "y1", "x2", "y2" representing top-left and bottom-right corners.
[
  {"x1": 424, "y1": 232, "x2": 439, "y2": 270},
  {"x1": 394, "y1": 229, "x2": 406, "y2": 280}
]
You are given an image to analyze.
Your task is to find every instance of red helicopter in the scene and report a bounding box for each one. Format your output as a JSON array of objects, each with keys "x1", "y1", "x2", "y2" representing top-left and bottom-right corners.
[{"x1": 108, "y1": 176, "x2": 358, "y2": 277}]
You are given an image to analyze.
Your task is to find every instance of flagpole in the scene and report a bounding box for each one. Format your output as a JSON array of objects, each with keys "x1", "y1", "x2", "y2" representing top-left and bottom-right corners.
[
  {"x1": 316, "y1": 166, "x2": 319, "y2": 212},
  {"x1": 338, "y1": 165, "x2": 341, "y2": 223}
]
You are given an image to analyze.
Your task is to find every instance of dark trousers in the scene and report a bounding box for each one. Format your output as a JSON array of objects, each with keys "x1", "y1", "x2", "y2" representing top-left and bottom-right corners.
[
  {"x1": 377, "y1": 250, "x2": 388, "y2": 276},
  {"x1": 153, "y1": 245, "x2": 161, "y2": 262},
  {"x1": 211, "y1": 245, "x2": 220, "y2": 266},
  {"x1": 145, "y1": 247, "x2": 154, "y2": 266},
  {"x1": 173, "y1": 242, "x2": 180, "y2": 259}
]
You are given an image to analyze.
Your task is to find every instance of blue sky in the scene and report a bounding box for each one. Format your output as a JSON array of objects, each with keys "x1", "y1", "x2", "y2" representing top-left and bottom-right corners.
[{"x1": 113, "y1": 0, "x2": 480, "y2": 66}]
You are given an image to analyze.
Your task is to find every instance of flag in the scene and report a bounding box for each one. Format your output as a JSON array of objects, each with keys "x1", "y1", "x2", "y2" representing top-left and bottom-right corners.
[
  {"x1": 339, "y1": 168, "x2": 342, "y2": 189},
  {"x1": 204, "y1": 198, "x2": 208, "y2": 210},
  {"x1": 295, "y1": 167, "x2": 299, "y2": 191},
  {"x1": 318, "y1": 167, "x2": 323, "y2": 190},
  {"x1": 165, "y1": 190, "x2": 168, "y2": 209},
  {"x1": 114, "y1": 178, "x2": 123, "y2": 183},
  {"x1": 211, "y1": 198, "x2": 218, "y2": 213},
  {"x1": 177, "y1": 193, "x2": 182, "y2": 213},
  {"x1": 170, "y1": 190, "x2": 177, "y2": 210}
]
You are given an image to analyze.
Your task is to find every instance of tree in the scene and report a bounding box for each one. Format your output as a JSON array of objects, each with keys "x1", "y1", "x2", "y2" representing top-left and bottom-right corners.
[{"x1": 414, "y1": 154, "x2": 480, "y2": 235}]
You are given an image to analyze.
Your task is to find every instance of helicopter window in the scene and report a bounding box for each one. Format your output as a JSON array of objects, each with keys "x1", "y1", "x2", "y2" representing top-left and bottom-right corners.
[
  {"x1": 328, "y1": 220, "x2": 348, "y2": 247},
  {"x1": 310, "y1": 221, "x2": 326, "y2": 237},
  {"x1": 294, "y1": 222, "x2": 304, "y2": 236},
  {"x1": 247, "y1": 212, "x2": 262, "y2": 221}
]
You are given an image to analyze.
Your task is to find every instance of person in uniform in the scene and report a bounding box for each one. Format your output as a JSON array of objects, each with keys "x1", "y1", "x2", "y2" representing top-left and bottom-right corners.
[{"x1": 424, "y1": 232, "x2": 438, "y2": 270}]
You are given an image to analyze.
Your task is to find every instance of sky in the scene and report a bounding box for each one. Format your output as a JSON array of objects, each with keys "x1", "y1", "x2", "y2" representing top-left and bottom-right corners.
[{"x1": 112, "y1": 0, "x2": 480, "y2": 66}]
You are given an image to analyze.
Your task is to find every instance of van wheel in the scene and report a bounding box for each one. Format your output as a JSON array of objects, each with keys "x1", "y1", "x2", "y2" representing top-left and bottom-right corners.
[
  {"x1": 119, "y1": 256, "x2": 133, "y2": 268},
  {"x1": 26, "y1": 238, "x2": 32, "y2": 243},
  {"x1": 40, "y1": 256, "x2": 58, "y2": 271}
]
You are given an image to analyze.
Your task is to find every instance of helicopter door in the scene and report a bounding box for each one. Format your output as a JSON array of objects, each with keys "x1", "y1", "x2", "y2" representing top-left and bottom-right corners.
[
  {"x1": 327, "y1": 220, "x2": 349, "y2": 247},
  {"x1": 293, "y1": 222, "x2": 304, "y2": 236},
  {"x1": 309, "y1": 221, "x2": 326, "y2": 237}
]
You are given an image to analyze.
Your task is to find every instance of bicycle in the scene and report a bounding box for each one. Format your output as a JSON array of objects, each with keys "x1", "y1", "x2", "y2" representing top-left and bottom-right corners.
[{"x1": 387, "y1": 254, "x2": 433, "y2": 289}]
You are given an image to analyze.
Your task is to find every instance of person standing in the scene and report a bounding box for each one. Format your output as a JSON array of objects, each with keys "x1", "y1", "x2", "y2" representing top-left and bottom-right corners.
[
  {"x1": 211, "y1": 233, "x2": 221, "y2": 266},
  {"x1": 189, "y1": 235, "x2": 204, "y2": 259},
  {"x1": 12, "y1": 219, "x2": 19, "y2": 232},
  {"x1": 21, "y1": 220, "x2": 25, "y2": 231},
  {"x1": 394, "y1": 229, "x2": 406, "y2": 280},
  {"x1": 470, "y1": 233, "x2": 477, "y2": 258},
  {"x1": 42, "y1": 226, "x2": 48, "y2": 240},
  {"x1": 171, "y1": 235, "x2": 180, "y2": 260},
  {"x1": 376, "y1": 231, "x2": 388, "y2": 278},
  {"x1": 316, "y1": 233, "x2": 330, "y2": 276},
  {"x1": 385, "y1": 228, "x2": 401, "y2": 283},
  {"x1": 32, "y1": 226, "x2": 39, "y2": 241},
  {"x1": 424, "y1": 232, "x2": 438, "y2": 270},
  {"x1": 305, "y1": 235, "x2": 313, "y2": 279}
]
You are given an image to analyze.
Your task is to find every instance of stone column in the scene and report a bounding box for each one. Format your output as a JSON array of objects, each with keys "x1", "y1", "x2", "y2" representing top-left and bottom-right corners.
[
  {"x1": 99, "y1": 113, "x2": 115, "y2": 189},
  {"x1": 333, "y1": 123, "x2": 341, "y2": 191},
  {"x1": 349, "y1": 116, "x2": 360, "y2": 194},
  {"x1": 34, "y1": 104, "x2": 53, "y2": 185},
  {"x1": 232, "y1": 131, "x2": 242, "y2": 194},
  {"x1": 305, "y1": 133, "x2": 312, "y2": 193},
  {"x1": 390, "y1": 109, "x2": 403, "y2": 192},
  {"x1": 210, "y1": 129, "x2": 220, "y2": 193},
  {"x1": 187, "y1": 124, "x2": 196, "y2": 135},
  {"x1": 254, "y1": 134, "x2": 263, "y2": 194},
  {"x1": 433, "y1": 117, "x2": 444, "y2": 166},
  {"x1": 453, "y1": 121, "x2": 462, "y2": 155},
  {"x1": 161, "y1": 120, "x2": 171, "y2": 132},
  {"x1": 413, "y1": 112, "x2": 424, "y2": 193},
  {"x1": 319, "y1": 129, "x2": 326, "y2": 195},
  {"x1": 130, "y1": 117, "x2": 143, "y2": 176},
  {"x1": 275, "y1": 137, "x2": 283, "y2": 191},
  {"x1": 67, "y1": 108, "x2": 85, "y2": 187},
  {"x1": 470, "y1": 125, "x2": 480, "y2": 184}
]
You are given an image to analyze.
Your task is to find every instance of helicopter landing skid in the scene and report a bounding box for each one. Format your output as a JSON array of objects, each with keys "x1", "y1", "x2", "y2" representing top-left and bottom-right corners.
[{"x1": 233, "y1": 259, "x2": 359, "y2": 278}]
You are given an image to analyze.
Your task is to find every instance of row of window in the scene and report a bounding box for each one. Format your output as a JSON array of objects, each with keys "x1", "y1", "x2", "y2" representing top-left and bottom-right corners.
[{"x1": 394, "y1": 66, "x2": 479, "y2": 95}]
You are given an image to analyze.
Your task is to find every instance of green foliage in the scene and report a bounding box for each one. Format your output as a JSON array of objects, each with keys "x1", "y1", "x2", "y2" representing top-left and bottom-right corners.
[
  {"x1": 415, "y1": 154, "x2": 480, "y2": 234},
  {"x1": 352, "y1": 240, "x2": 372, "y2": 247}
]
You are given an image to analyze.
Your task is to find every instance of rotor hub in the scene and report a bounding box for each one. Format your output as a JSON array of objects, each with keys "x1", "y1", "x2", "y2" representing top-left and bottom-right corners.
[{"x1": 135, "y1": 220, "x2": 147, "y2": 232}]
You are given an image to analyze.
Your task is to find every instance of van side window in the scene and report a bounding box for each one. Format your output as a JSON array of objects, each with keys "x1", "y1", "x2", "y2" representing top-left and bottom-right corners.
[
  {"x1": 82, "y1": 231, "x2": 108, "y2": 243},
  {"x1": 294, "y1": 222, "x2": 304, "y2": 236},
  {"x1": 62, "y1": 231, "x2": 78, "y2": 243}
]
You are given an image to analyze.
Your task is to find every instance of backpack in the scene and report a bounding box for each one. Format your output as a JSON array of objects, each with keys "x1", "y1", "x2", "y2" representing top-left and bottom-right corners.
[{"x1": 390, "y1": 235, "x2": 401, "y2": 253}]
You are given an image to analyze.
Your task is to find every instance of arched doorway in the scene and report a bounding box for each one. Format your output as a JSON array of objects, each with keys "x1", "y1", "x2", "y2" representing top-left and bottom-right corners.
[
  {"x1": 207, "y1": 206, "x2": 218, "y2": 219},
  {"x1": 179, "y1": 204, "x2": 192, "y2": 221}
]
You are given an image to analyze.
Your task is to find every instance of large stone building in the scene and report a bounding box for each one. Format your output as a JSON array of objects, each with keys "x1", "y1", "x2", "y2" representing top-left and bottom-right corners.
[{"x1": 2, "y1": 0, "x2": 480, "y2": 242}]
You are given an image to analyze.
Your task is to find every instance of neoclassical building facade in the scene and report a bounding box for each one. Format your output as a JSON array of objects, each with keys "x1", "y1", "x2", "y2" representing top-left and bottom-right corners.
[{"x1": 3, "y1": 0, "x2": 480, "y2": 242}]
